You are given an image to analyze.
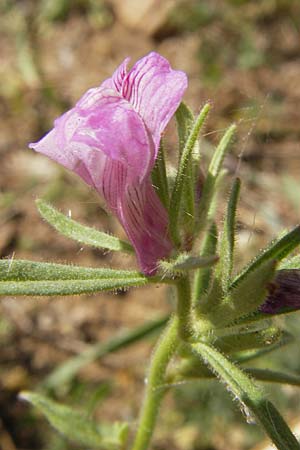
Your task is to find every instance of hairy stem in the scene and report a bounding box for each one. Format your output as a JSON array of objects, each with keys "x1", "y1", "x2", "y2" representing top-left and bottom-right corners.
[
  {"x1": 130, "y1": 317, "x2": 179, "y2": 450},
  {"x1": 176, "y1": 276, "x2": 194, "y2": 341}
]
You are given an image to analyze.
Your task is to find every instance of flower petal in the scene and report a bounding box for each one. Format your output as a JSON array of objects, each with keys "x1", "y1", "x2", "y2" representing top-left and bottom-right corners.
[
  {"x1": 118, "y1": 180, "x2": 172, "y2": 275},
  {"x1": 30, "y1": 90, "x2": 155, "y2": 183},
  {"x1": 121, "y1": 52, "x2": 188, "y2": 152},
  {"x1": 101, "y1": 57, "x2": 130, "y2": 92}
]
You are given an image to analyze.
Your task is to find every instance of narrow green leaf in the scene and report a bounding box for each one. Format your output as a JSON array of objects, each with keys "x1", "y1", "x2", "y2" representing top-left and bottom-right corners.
[
  {"x1": 20, "y1": 391, "x2": 128, "y2": 449},
  {"x1": 0, "y1": 260, "x2": 142, "y2": 282},
  {"x1": 151, "y1": 141, "x2": 169, "y2": 210},
  {"x1": 232, "y1": 225, "x2": 300, "y2": 289},
  {"x1": 0, "y1": 259, "x2": 151, "y2": 296},
  {"x1": 169, "y1": 103, "x2": 211, "y2": 246},
  {"x1": 42, "y1": 315, "x2": 169, "y2": 389},
  {"x1": 193, "y1": 222, "x2": 218, "y2": 301},
  {"x1": 36, "y1": 199, "x2": 133, "y2": 253},
  {"x1": 245, "y1": 368, "x2": 300, "y2": 387},
  {"x1": 169, "y1": 364, "x2": 300, "y2": 389},
  {"x1": 193, "y1": 342, "x2": 300, "y2": 450},
  {"x1": 195, "y1": 124, "x2": 236, "y2": 235},
  {"x1": 0, "y1": 278, "x2": 149, "y2": 296},
  {"x1": 217, "y1": 178, "x2": 241, "y2": 291}
]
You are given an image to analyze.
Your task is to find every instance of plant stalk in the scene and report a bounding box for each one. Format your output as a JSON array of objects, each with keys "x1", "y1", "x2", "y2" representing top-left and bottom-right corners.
[{"x1": 130, "y1": 316, "x2": 179, "y2": 450}]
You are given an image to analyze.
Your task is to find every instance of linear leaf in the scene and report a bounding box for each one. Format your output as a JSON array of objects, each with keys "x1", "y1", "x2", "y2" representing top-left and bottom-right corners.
[
  {"x1": 0, "y1": 260, "x2": 151, "y2": 296},
  {"x1": 20, "y1": 391, "x2": 128, "y2": 449},
  {"x1": 245, "y1": 368, "x2": 300, "y2": 387},
  {"x1": 36, "y1": 199, "x2": 133, "y2": 253},
  {"x1": 42, "y1": 315, "x2": 169, "y2": 389},
  {"x1": 170, "y1": 365, "x2": 300, "y2": 389},
  {"x1": 0, "y1": 260, "x2": 143, "y2": 281},
  {"x1": 193, "y1": 342, "x2": 300, "y2": 449}
]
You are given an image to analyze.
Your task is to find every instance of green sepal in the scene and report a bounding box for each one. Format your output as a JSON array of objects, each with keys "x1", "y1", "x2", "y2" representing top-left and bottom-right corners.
[
  {"x1": 175, "y1": 102, "x2": 195, "y2": 155},
  {"x1": 0, "y1": 259, "x2": 153, "y2": 296},
  {"x1": 233, "y1": 331, "x2": 294, "y2": 364},
  {"x1": 175, "y1": 102, "x2": 202, "y2": 241},
  {"x1": 36, "y1": 199, "x2": 133, "y2": 253},
  {"x1": 197, "y1": 257, "x2": 277, "y2": 331},
  {"x1": 193, "y1": 222, "x2": 218, "y2": 301},
  {"x1": 195, "y1": 124, "x2": 236, "y2": 235},
  {"x1": 204, "y1": 259, "x2": 277, "y2": 328},
  {"x1": 151, "y1": 141, "x2": 169, "y2": 210},
  {"x1": 216, "y1": 326, "x2": 281, "y2": 354},
  {"x1": 232, "y1": 225, "x2": 300, "y2": 289},
  {"x1": 42, "y1": 315, "x2": 169, "y2": 390},
  {"x1": 19, "y1": 391, "x2": 128, "y2": 449},
  {"x1": 192, "y1": 342, "x2": 300, "y2": 449},
  {"x1": 215, "y1": 177, "x2": 241, "y2": 292},
  {"x1": 169, "y1": 103, "x2": 211, "y2": 246}
]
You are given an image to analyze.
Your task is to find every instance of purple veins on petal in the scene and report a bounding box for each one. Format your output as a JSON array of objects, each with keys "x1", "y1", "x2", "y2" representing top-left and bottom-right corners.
[
  {"x1": 29, "y1": 52, "x2": 188, "y2": 274},
  {"x1": 260, "y1": 270, "x2": 300, "y2": 314}
]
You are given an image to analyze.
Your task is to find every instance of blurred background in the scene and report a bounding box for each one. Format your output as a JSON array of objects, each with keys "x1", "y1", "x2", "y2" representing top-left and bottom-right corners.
[{"x1": 1, "y1": 0, "x2": 300, "y2": 449}]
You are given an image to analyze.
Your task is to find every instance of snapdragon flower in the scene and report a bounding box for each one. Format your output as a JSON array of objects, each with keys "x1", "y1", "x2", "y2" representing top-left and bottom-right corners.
[{"x1": 29, "y1": 52, "x2": 187, "y2": 274}]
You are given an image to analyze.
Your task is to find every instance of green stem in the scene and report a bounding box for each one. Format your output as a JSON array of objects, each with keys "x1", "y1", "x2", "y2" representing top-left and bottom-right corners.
[
  {"x1": 130, "y1": 317, "x2": 179, "y2": 450},
  {"x1": 193, "y1": 342, "x2": 300, "y2": 450},
  {"x1": 176, "y1": 276, "x2": 194, "y2": 341}
]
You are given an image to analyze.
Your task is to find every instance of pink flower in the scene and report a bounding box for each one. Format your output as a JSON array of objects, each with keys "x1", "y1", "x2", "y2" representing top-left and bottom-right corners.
[{"x1": 29, "y1": 52, "x2": 187, "y2": 274}]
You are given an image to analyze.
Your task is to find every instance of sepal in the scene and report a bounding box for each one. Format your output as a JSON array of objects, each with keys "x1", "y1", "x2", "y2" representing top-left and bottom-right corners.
[
  {"x1": 198, "y1": 259, "x2": 277, "y2": 329},
  {"x1": 169, "y1": 103, "x2": 211, "y2": 246}
]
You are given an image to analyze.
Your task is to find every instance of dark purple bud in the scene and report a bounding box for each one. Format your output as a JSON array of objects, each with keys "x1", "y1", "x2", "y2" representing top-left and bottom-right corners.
[{"x1": 260, "y1": 270, "x2": 300, "y2": 314}]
